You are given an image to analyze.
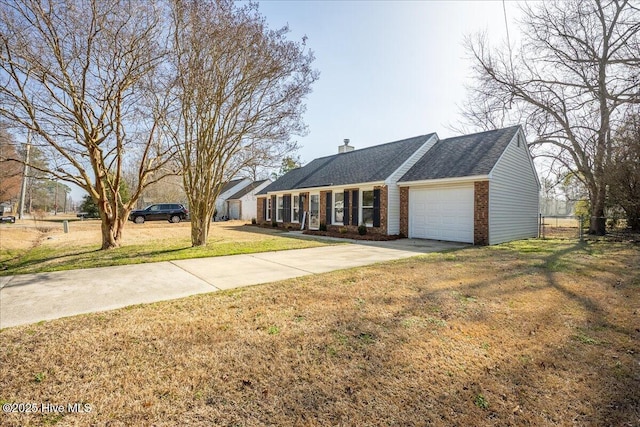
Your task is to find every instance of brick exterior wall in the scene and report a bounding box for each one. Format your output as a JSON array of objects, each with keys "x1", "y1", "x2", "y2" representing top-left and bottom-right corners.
[
  {"x1": 319, "y1": 190, "x2": 328, "y2": 227},
  {"x1": 258, "y1": 192, "x2": 311, "y2": 229},
  {"x1": 474, "y1": 181, "x2": 489, "y2": 245},
  {"x1": 321, "y1": 186, "x2": 389, "y2": 236},
  {"x1": 259, "y1": 187, "x2": 391, "y2": 236},
  {"x1": 257, "y1": 197, "x2": 265, "y2": 223},
  {"x1": 399, "y1": 187, "x2": 409, "y2": 237}
]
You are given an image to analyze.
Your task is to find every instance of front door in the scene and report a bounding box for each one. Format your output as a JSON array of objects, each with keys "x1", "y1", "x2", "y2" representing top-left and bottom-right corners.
[{"x1": 309, "y1": 194, "x2": 320, "y2": 230}]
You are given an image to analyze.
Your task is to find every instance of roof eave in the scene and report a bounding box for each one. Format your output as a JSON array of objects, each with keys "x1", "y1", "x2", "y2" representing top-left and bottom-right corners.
[
  {"x1": 259, "y1": 180, "x2": 387, "y2": 196},
  {"x1": 398, "y1": 175, "x2": 490, "y2": 187}
]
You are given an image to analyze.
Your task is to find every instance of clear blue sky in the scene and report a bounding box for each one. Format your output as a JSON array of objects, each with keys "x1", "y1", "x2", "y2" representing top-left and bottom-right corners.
[
  {"x1": 256, "y1": 0, "x2": 522, "y2": 163},
  {"x1": 68, "y1": 1, "x2": 523, "y2": 202}
]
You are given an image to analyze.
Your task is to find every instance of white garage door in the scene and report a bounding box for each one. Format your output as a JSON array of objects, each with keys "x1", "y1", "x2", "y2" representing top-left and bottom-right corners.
[
  {"x1": 228, "y1": 201, "x2": 241, "y2": 220},
  {"x1": 409, "y1": 185, "x2": 474, "y2": 243}
]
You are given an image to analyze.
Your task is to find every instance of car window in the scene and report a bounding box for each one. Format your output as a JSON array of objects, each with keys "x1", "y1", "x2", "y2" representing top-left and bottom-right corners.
[{"x1": 150, "y1": 205, "x2": 160, "y2": 211}]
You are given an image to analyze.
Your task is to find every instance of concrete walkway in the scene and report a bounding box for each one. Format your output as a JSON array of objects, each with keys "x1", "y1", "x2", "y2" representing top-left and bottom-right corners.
[{"x1": 0, "y1": 239, "x2": 465, "y2": 328}]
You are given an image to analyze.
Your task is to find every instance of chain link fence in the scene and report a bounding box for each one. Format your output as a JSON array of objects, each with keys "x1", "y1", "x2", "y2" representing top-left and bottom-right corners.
[
  {"x1": 540, "y1": 215, "x2": 638, "y2": 242},
  {"x1": 539, "y1": 215, "x2": 584, "y2": 240}
]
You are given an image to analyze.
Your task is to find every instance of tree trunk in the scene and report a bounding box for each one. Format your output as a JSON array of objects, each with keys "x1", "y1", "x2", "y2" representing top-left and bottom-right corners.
[
  {"x1": 97, "y1": 202, "x2": 129, "y2": 250},
  {"x1": 100, "y1": 215, "x2": 121, "y2": 249},
  {"x1": 190, "y1": 199, "x2": 214, "y2": 247},
  {"x1": 588, "y1": 184, "x2": 607, "y2": 235}
]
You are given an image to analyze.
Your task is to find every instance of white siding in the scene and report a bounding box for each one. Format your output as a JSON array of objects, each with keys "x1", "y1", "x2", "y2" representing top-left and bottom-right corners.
[
  {"x1": 489, "y1": 132, "x2": 540, "y2": 244},
  {"x1": 216, "y1": 178, "x2": 251, "y2": 218},
  {"x1": 385, "y1": 135, "x2": 439, "y2": 234},
  {"x1": 240, "y1": 180, "x2": 271, "y2": 221}
]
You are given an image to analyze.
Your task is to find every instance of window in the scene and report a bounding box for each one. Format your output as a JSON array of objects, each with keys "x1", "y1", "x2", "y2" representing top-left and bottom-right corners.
[
  {"x1": 362, "y1": 190, "x2": 374, "y2": 227},
  {"x1": 277, "y1": 196, "x2": 284, "y2": 222},
  {"x1": 333, "y1": 192, "x2": 344, "y2": 224},
  {"x1": 266, "y1": 198, "x2": 271, "y2": 221},
  {"x1": 292, "y1": 195, "x2": 300, "y2": 222}
]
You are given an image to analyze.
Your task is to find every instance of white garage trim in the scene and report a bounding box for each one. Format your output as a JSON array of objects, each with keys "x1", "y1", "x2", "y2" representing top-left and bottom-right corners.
[{"x1": 408, "y1": 184, "x2": 474, "y2": 243}]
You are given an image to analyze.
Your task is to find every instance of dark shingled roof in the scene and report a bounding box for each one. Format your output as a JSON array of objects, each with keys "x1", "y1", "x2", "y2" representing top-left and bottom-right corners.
[
  {"x1": 219, "y1": 178, "x2": 247, "y2": 194},
  {"x1": 259, "y1": 134, "x2": 435, "y2": 194},
  {"x1": 399, "y1": 126, "x2": 521, "y2": 182},
  {"x1": 227, "y1": 180, "x2": 269, "y2": 200}
]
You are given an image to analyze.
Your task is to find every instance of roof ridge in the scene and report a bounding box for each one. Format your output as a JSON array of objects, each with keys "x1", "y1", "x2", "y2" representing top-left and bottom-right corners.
[
  {"x1": 311, "y1": 133, "x2": 436, "y2": 161},
  {"x1": 440, "y1": 125, "x2": 520, "y2": 143}
]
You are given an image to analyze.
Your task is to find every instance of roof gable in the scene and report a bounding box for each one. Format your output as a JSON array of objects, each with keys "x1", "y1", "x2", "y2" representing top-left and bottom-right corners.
[
  {"x1": 219, "y1": 178, "x2": 247, "y2": 195},
  {"x1": 260, "y1": 134, "x2": 435, "y2": 194},
  {"x1": 227, "y1": 180, "x2": 270, "y2": 200},
  {"x1": 399, "y1": 126, "x2": 521, "y2": 182}
]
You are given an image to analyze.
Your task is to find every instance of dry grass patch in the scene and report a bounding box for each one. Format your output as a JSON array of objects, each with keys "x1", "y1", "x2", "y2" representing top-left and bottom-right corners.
[
  {"x1": 1, "y1": 240, "x2": 639, "y2": 426},
  {"x1": 0, "y1": 219, "x2": 329, "y2": 275}
]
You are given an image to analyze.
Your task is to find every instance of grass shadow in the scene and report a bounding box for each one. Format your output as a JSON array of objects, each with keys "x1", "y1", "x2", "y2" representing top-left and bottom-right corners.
[{"x1": 1, "y1": 244, "x2": 196, "y2": 276}]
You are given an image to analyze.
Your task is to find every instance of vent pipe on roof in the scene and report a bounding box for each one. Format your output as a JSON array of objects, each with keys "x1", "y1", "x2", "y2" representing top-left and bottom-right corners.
[{"x1": 338, "y1": 138, "x2": 354, "y2": 154}]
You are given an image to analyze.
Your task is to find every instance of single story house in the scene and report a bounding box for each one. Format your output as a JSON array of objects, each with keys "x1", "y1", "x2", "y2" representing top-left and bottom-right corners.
[
  {"x1": 226, "y1": 179, "x2": 271, "y2": 221},
  {"x1": 257, "y1": 126, "x2": 540, "y2": 245},
  {"x1": 214, "y1": 178, "x2": 252, "y2": 220}
]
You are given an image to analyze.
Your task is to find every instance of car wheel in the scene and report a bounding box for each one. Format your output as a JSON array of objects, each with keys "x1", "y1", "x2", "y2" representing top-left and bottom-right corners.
[
  {"x1": 170, "y1": 215, "x2": 181, "y2": 224},
  {"x1": 134, "y1": 216, "x2": 145, "y2": 224}
]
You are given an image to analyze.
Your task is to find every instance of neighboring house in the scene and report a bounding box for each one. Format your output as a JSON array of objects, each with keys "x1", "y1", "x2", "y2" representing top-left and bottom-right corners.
[
  {"x1": 1, "y1": 201, "x2": 13, "y2": 214},
  {"x1": 257, "y1": 126, "x2": 540, "y2": 245},
  {"x1": 226, "y1": 179, "x2": 271, "y2": 221},
  {"x1": 214, "y1": 178, "x2": 252, "y2": 220}
]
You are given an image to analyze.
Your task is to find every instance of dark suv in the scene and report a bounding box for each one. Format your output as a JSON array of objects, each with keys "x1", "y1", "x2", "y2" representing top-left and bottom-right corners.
[{"x1": 129, "y1": 203, "x2": 189, "y2": 224}]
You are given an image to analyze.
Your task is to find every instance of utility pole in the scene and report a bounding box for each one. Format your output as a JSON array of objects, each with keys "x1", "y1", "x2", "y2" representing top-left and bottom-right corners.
[
  {"x1": 18, "y1": 137, "x2": 31, "y2": 220},
  {"x1": 54, "y1": 179, "x2": 58, "y2": 215}
]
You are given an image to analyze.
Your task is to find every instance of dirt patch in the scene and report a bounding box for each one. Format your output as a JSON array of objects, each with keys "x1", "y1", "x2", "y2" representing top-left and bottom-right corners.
[
  {"x1": 0, "y1": 226, "x2": 45, "y2": 251},
  {"x1": 0, "y1": 240, "x2": 638, "y2": 426}
]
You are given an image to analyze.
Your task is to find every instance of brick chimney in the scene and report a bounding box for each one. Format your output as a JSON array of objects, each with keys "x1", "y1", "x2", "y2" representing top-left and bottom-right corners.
[{"x1": 338, "y1": 138, "x2": 354, "y2": 154}]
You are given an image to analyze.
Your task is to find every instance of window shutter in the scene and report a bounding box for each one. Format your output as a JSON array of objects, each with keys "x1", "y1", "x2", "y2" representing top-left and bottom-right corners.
[
  {"x1": 271, "y1": 195, "x2": 276, "y2": 221},
  {"x1": 351, "y1": 190, "x2": 359, "y2": 225},
  {"x1": 373, "y1": 189, "x2": 381, "y2": 227},
  {"x1": 343, "y1": 191, "x2": 350, "y2": 226},
  {"x1": 283, "y1": 195, "x2": 291, "y2": 222},
  {"x1": 262, "y1": 198, "x2": 267, "y2": 221},
  {"x1": 325, "y1": 192, "x2": 332, "y2": 225},
  {"x1": 299, "y1": 193, "x2": 305, "y2": 226}
]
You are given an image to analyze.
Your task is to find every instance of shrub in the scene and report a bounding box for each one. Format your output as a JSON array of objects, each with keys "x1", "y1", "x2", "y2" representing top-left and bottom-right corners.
[
  {"x1": 251, "y1": 218, "x2": 257, "y2": 225},
  {"x1": 574, "y1": 200, "x2": 590, "y2": 220},
  {"x1": 319, "y1": 222, "x2": 327, "y2": 231},
  {"x1": 272, "y1": 221, "x2": 278, "y2": 227},
  {"x1": 358, "y1": 223, "x2": 367, "y2": 235},
  {"x1": 339, "y1": 227, "x2": 348, "y2": 234}
]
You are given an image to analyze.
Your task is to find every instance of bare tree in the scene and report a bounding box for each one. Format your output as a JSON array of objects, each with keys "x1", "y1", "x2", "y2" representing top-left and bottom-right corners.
[
  {"x1": 167, "y1": 0, "x2": 318, "y2": 246},
  {"x1": 609, "y1": 112, "x2": 640, "y2": 231},
  {"x1": 463, "y1": 0, "x2": 640, "y2": 235},
  {"x1": 0, "y1": 127, "x2": 22, "y2": 204},
  {"x1": 0, "y1": 0, "x2": 175, "y2": 249}
]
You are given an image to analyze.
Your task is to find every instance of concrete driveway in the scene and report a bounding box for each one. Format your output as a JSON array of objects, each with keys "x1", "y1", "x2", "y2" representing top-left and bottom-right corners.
[{"x1": 0, "y1": 239, "x2": 466, "y2": 328}]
